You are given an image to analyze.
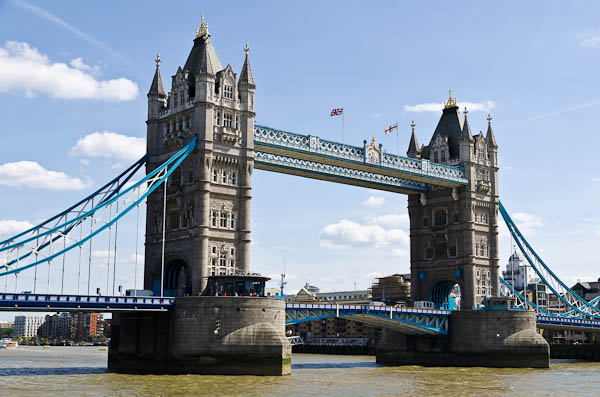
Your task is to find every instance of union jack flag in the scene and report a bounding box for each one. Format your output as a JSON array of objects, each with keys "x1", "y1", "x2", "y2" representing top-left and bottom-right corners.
[
  {"x1": 384, "y1": 123, "x2": 398, "y2": 134},
  {"x1": 330, "y1": 108, "x2": 343, "y2": 116}
]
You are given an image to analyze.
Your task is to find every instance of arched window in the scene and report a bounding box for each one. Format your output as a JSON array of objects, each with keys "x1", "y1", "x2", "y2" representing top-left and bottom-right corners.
[
  {"x1": 433, "y1": 151, "x2": 439, "y2": 163},
  {"x1": 441, "y1": 151, "x2": 446, "y2": 162},
  {"x1": 434, "y1": 209, "x2": 447, "y2": 226}
]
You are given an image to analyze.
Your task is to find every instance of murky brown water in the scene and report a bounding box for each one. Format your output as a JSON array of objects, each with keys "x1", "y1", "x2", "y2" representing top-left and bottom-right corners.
[{"x1": 0, "y1": 346, "x2": 598, "y2": 396}]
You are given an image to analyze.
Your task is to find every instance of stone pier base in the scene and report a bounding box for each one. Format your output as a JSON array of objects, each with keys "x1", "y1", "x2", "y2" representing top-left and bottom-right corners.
[
  {"x1": 377, "y1": 310, "x2": 549, "y2": 368},
  {"x1": 108, "y1": 297, "x2": 291, "y2": 375}
]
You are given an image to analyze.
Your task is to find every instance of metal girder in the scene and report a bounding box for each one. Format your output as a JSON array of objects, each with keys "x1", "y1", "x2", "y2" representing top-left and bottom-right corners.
[
  {"x1": 285, "y1": 303, "x2": 450, "y2": 335},
  {"x1": 0, "y1": 293, "x2": 174, "y2": 312}
]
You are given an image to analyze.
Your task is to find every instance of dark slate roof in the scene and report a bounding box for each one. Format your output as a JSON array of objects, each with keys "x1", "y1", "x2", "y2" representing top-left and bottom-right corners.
[
  {"x1": 422, "y1": 105, "x2": 464, "y2": 159},
  {"x1": 238, "y1": 54, "x2": 255, "y2": 87},
  {"x1": 148, "y1": 64, "x2": 166, "y2": 98},
  {"x1": 183, "y1": 34, "x2": 223, "y2": 86},
  {"x1": 407, "y1": 129, "x2": 420, "y2": 156}
]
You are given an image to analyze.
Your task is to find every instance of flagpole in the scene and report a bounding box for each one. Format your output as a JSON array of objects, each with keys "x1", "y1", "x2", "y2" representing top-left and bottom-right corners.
[
  {"x1": 396, "y1": 120, "x2": 399, "y2": 155},
  {"x1": 342, "y1": 111, "x2": 345, "y2": 144}
]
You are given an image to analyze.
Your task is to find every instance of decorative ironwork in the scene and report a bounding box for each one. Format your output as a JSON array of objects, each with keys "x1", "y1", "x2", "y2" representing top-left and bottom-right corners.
[
  {"x1": 255, "y1": 152, "x2": 427, "y2": 192},
  {"x1": 254, "y1": 125, "x2": 467, "y2": 186}
]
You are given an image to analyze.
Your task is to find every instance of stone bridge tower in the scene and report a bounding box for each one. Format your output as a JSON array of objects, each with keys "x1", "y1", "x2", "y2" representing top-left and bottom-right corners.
[
  {"x1": 407, "y1": 92, "x2": 499, "y2": 310},
  {"x1": 145, "y1": 18, "x2": 255, "y2": 296}
]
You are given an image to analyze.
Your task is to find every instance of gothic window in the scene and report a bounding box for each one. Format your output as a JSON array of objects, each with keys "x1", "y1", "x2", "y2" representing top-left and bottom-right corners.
[
  {"x1": 449, "y1": 244, "x2": 457, "y2": 257},
  {"x1": 425, "y1": 246, "x2": 434, "y2": 260},
  {"x1": 215, "y1": 111, "x2": 222, "y2": 126},
  {"x1": 435, "y1": 242, "x2": 447, "y2": 259},
  {"x1": 224, "y1": 85, "x2": 233, "y2": 99},
  {"x1": 211, "y1": 210, "x2": 218, "y2": 227},
  {"x1": 230, "y1": 247, "x2": 235, "y2": 257},
  {"x1": 220, "y1": 212, "x2": 227, "y2": 228},
  {"x1": 483, "y1": 213, "x2": 489, "y2": 224},
  {"x1": 434, "y1": 209, "x2": 447, "y2": 226},
  {"x1": 222, "y1": 170, "x2": 228, "y2": 184},
  {"x1": 174, "y1": 93, "x2": 179, "y2": 107},
  {"x1": 180, "y1": 90, "x2": 184, "y2": 105},
  {"x1": 422, "y1": 217, "x2": 429, "y2": 227},
  {"x1": 433, "y1": 151, "x2": 439, "y2": 163},
  {"x1": 441, "y1": 151, "x2": 446, "y2": 162},
  {"x1": 212, "y1": 168, "x2": 218, "y2": 183},
  {"x1": 169, "y1": 211, "x2": 179, "y2": 230},
  {"x1": 219, "y1": 251, "x2": 227, "y2": 267},
  {"x1": 453, "y1": 212, "x2": 460, "y2": 223},
  {"x1": 211, "y1": 246, "x2": 217, "y2": 255},
  {"x1": 187, "y1": 167, "x2": 194, "y2": 184},
  {"x1": 230, "y1": 213, "x2": 236, "y2": 229},
  {"x1": 235, "y1": 115, "x2": 240, "y2": 129},
  {"x1": 224, "y1": 113, "x2": 233, "y2": 128},
  {"x1": 230, "y1": 171, "x2": 237, "y2": 185}
]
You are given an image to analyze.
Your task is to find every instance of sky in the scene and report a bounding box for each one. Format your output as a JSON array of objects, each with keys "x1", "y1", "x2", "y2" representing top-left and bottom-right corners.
[{"x1": 0, "y1": 1, "x2": 599, "y2": 321}]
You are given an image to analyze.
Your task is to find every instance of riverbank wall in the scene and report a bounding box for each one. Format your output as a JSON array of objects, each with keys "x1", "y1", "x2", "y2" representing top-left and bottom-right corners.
[{"x1": 108, "y1": 296, "x2": 291, "y2": 375}]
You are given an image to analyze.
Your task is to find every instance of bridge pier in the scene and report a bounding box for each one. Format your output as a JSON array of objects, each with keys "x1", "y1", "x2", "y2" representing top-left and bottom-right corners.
[
  {"x1": 376, "y1": 309, "x2": 549, "y2": 368},
  {"x1": 108, "y1": 297, "x2": 291, "y2": 375}
]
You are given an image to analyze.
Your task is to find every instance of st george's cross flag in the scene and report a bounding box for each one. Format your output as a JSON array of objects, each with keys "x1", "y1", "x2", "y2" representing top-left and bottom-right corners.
[
  {"x1": 384, "y1": 122, "x2": 398, "y2": 134},
  {"x1": 330, "y1": 108, "x2": 343, "y2": 116}
]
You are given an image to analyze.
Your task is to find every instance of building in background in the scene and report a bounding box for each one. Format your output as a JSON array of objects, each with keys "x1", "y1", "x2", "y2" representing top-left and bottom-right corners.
[
  {"x1": 502, "y1": 252, "x2": 535, "y2": 292},
  {"x1": 370, "y1": 274, "x2": 411, "y2": 306},
  {"x1": 0, "y1": 321, "x2": 13, "y2": 329},
  {"x1": 13, "y1": 316, "x2": 44, "y2": 338},
  {"x1": 38, "y1": 313, "x2": 73, "y2": 340},
  {"x1": 571, "y1": 278, "x2": 600, "y2": 301}
]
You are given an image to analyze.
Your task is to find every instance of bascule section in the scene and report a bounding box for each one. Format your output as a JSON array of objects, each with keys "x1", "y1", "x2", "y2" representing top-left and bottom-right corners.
[
  {"x1": 145, "y1": 18, "x2": 255, "y2": 297},
  {"x1": 406, "y1": 93, "x2": 499, "y2": 310}
]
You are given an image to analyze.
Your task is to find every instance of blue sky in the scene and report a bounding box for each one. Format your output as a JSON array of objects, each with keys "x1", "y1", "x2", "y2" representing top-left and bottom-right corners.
[{"x1": 0, "y1": 1, "x2": 599, "y2": 320}]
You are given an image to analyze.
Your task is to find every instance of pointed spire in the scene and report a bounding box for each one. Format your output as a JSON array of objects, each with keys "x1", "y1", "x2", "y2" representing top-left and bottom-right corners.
[
  {"x1": 486, "y1": 113, "x2": 498, "y2": 147},
  {"x1": 239, "y1": 42, "x2": 255, "y2": 87},
  {"x1": 407, "y1": 120, "x2": 421, "y2": 158},
  {"x1": 461, "y1": 107, "x2": 472, "y2": 141},
  {"x1": 148, "y1": 53, "x2": 166, "y2": 98}
]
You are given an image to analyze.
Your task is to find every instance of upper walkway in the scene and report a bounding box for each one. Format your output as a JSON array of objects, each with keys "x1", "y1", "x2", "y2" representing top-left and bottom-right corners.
[{"x1": 253, "y1": 125, "x2": 468, "y2": 194}]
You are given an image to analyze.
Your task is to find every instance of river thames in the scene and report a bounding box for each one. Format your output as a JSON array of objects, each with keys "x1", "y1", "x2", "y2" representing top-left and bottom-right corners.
[{"x1": 0, "y1": 347, "x2": 598, "y2": 396}]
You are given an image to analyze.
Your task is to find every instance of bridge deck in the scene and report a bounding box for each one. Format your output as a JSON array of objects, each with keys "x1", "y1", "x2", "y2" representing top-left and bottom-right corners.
[
  {"x1": 254, "y1": 125, "x2": 468, "y2": 193},
  {"x1": 0, "y1": 293, "x2": 173, "y2": 312}
]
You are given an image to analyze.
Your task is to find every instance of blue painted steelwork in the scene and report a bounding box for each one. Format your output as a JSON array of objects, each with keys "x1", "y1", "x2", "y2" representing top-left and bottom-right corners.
[
  {"x1": 0, "y1": 137, "x2": 197, "y2": 277},
  {"x1": 254, "y1": 125, "x2": 468, "y2": 187},
  {"x1": 255, "y1": 151, "x2": 427, "y2": 193},
  {"x1": 0, "y1": 293, "x2": 174, "y2": 312},
  {"x1": 499, "y1": 201, "x2": 600, "y2": 319},
  {"x1": 430, "y1": 281, "x2": 459, "y2": 310},
  {"x1": 536, "y1": 315, "x2": 600, "y2": 332},
  {"x1": 285, "y1": 303, "x2": 450, "y2": 335}
]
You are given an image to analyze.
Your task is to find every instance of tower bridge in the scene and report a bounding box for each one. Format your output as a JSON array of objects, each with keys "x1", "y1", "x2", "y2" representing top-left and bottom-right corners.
[{"x1": 1, "y1": 17, "x2": 600, "y2": 374}]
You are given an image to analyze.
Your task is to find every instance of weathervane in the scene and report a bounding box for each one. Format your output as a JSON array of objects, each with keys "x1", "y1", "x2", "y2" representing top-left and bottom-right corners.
[
  {"x1": 244, "y1": 42, "x2": 250, "y2": 56},
  {"x1": 155, "y1": 53, "x2": 161, "y2": 67}
]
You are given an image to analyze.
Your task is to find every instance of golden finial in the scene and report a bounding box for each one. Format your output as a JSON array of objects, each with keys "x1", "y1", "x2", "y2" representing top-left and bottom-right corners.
[
  {"x1": 196, "y1": 13, "x2": 209, "y2": 38},
  {"x1": 444, "y1": 89, "x2": 457, "y2": 109},
  {"x1": 371, "y1": 136, "x2": 376, "y2": 146},
  {"x1": 244, "y1": 42, "x2": 250, "y2": 56}
]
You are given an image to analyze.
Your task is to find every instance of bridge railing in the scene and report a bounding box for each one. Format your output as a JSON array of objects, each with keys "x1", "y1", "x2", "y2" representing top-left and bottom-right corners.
[
  {"x1": 0, "y1": 293, "x2": 174, "y2": 306},
  {"x1": 286, "y1": 303, "x2": 451, "y2": 316}
]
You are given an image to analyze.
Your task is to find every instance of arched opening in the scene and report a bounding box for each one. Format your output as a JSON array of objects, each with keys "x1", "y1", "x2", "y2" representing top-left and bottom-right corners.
[
  {"x1": 431, "y1": 281, "x2": 461, "y2": 310},
  {"x1": 434, "y1": 208, "x2": 447, "y2": 226},
  {"x1": 164, "y1": 260, "x2": 191, "y2": 297}
]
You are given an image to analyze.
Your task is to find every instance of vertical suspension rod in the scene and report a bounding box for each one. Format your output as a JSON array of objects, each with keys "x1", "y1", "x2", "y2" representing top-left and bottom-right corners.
[
  {"x1": 87, "y1": 198, "x2": 94, "y2": 296},
  {"x1": 161, "y1": 176, "x2": 168, "y2": 298},
  {"x1": 112, "y1": 200, "x2": 119, "y2": 296}
]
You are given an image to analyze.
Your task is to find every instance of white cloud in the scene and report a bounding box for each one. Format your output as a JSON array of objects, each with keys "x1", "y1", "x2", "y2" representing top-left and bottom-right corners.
[
  {"x1": 70, "y1": 57, "x2": 100, "y2": 75},
  {"x1": 0, "y1": 41, "x2": 138, "y2": 101},
  {"x1": 592, "y1": 178, "x2": 600, "y2": 182},
  {"x1": 404, "y1": 100, "x2": 495, "y2": 113},
  {"x1": 596, "y1": 229, "x2": 600, "y2": 238},
  {"x1": 390, "y1": 248, "x2": 408, "y2": 257},
  {"x1": 362, "y1": 196, "x2": 385, "y2": 207},
  {"x1": 369, "y1": 213, "x2": 410, "y2": 228},
  {"x1": 580, "y1": 32, "x2": 600, "y2": 47},
  {"x1": 0, "y1": 161, "x2": 88, "y2": 190},
  {"x1": 70, "y1": 131, "x2": 146, "y2": 161},
  {"x1": 0, "y1": 219, "x2": 34, "y2": 236},
  {"x1": 320, "y1": 219, "x2": 409, "y2": 249}
]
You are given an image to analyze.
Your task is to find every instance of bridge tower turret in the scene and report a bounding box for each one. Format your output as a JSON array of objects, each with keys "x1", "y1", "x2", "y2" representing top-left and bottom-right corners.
[
  {"x1": 144, "y1": 17, "x2": 255, "y2": 296},
  {"x1": 407, "y1": 91, "x2": 499, "y2": 310}
]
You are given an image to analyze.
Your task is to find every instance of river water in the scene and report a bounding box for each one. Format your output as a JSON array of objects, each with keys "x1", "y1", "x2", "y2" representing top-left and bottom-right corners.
[{"x1": 0, "y1": 347, "x2": 598, "y2": 396}]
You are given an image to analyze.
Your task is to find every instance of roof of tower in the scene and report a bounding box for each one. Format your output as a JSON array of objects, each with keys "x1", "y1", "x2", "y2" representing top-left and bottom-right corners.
[
  {"x1": 422, "y1": 102, "x2": 464, "y2": 160},
  {"x1": 239, "y1": 43, "x2": 255, "y2": 87},
  {"x1": 148, "y1": 54, "x2": 166, "y2": 98},
  {"x1": 407, "y1": 121, "x2": 420, "y2": 156},
  {"x1": 461, "y1": 108, "x2": 473, "y2": 141},
  {"x1": 486, "y1": 114, "x2": 498, "y2": 147},
  {"x1": 183, "y1": 33, "x2": 223, "y2": 84}
]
